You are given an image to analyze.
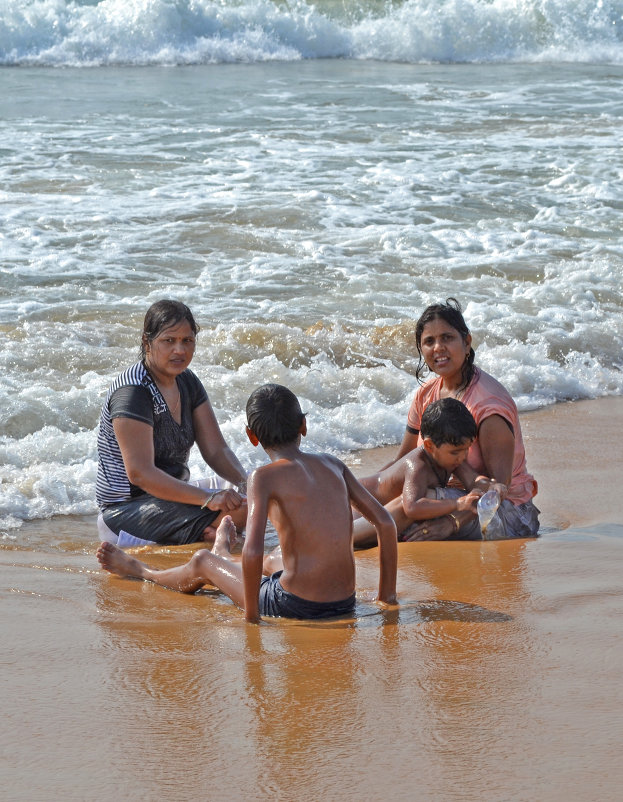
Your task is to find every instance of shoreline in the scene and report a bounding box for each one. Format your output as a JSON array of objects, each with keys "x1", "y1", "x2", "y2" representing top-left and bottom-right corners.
[{"x1": 5, "y1": 395, "x2": 623, "y2": 547}]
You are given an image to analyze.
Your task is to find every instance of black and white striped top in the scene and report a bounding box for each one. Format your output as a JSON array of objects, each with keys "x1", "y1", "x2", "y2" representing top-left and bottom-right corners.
[{"x1": 96, "y1": 362, "x2": 207, "y2": 508}]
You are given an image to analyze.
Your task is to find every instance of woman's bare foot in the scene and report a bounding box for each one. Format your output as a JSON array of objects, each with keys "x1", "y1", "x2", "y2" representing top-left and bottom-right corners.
[
  {"x1": 211, "y1": 515, "x2": 238, "y2": 558},
  {"x1": 96, "y1": 541, "x2": 147, "y2": 580}
]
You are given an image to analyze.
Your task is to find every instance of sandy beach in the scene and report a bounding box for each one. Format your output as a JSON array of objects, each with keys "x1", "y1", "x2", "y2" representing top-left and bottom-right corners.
[{"x1": 2, "y1": 396, "x2": 622, "y2": 801}]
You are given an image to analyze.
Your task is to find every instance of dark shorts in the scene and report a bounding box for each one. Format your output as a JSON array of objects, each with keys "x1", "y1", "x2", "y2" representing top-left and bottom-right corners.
[
  {"x1": 259, "y1": 571, "x2": 356, "y2": 620},
  {"x1": 101, "y1": 495, "x2": 219, "y2": 545}
]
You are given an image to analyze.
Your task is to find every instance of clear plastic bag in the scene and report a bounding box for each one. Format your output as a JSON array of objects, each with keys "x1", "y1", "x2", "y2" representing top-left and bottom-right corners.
[{"x1": 477, "y1": 490, "x2": 505, "y2": 540}]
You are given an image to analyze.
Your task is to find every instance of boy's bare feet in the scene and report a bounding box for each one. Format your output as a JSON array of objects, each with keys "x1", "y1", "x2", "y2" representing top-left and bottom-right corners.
[
  {"x1": 97, "y1": 541, "x2": 146, "y2": 580},
  {"x1": 211, "y1": 515, "x2": 238, "y2": 558}
]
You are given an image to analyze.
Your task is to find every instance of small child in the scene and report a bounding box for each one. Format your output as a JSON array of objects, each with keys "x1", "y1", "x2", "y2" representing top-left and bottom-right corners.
[
  {"x1": 97, "y1": 383, "x2": 397, "y2": 622},
  {"x1": 353, "y1": 397, "x2": 505, "y2": 546}
]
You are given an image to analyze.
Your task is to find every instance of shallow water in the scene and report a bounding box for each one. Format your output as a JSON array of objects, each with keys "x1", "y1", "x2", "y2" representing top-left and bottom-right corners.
[
  {"x1": 3, "y1": 525, "x2": 623, "y2": 801},
  {"x1": 1, "y1": 57, "x2": 623, "y2": 534}
]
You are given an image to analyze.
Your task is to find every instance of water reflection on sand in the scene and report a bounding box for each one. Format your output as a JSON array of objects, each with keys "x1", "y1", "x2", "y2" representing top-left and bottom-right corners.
[{"x1": 2, "y1": 526, "x2": 623, "y2": 800}]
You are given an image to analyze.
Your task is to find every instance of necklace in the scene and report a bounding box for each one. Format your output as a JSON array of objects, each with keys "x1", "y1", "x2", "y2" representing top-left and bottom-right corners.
[
  {"x1": 143, "y1": 363, "x2": 181, "y2": 417},
  {"x1": 157, "y1": 380, "x2": 181, "y2": 416},
  {"x1": 168, "y1": 387, "x2": 181, "y2": 415}
]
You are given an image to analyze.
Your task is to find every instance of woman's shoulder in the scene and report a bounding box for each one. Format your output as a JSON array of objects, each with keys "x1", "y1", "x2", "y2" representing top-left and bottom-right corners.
[
  {"x1": 178, "y1": 367, "x2": 204, "y2": 388},
  {"x1": 103, "y1": 363, "x2": 150, "y2": 405},
  {"x1": 102, "y1": 363, "x2": 154, "y2": 421},
  {"x1": 413, "y1": 375, "x2": 442, "y2": 401},
  {"x1": 465, "y1": 368, "x2": 518, "y2": 420},
  {"x1": 178, "y1": 368, "x2": 209, "y2": 406},
  {"x1": 470, "y1": 368, "x2": 514, "y2": 401},
  {"x1": 109, "y1": 361, "x2": 148, "y2": 391}
]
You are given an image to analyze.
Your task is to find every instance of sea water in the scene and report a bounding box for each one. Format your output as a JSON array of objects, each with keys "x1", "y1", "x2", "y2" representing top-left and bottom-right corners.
[{"x1": 1, "y1": 0, "x2": 622, "y2": 535}]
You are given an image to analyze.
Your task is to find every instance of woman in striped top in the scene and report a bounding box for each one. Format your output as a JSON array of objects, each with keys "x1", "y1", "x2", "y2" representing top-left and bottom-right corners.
[{"x1": 96, "y1": 300, "x2": 247, "y2": 545}]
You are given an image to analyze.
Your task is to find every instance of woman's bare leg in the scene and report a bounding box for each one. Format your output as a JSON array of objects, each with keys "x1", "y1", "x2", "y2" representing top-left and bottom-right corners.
[
  {"x1": 97, "y1": 516, "x2": 247, "y2": 609},
  {"x1": 352, "y1": 496, "x2": 411, "y2": 549},
  {"x1": 262, "y1": 545, "x2": 283, "y2": 575}
]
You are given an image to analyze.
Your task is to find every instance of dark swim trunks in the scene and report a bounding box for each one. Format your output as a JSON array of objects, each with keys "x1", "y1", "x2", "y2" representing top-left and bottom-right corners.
[
  {"x1": 259, "y1": 571, "x2": 356, "y2": 620},
  {"x1": 101, "y1": 495, "x2": 219, "y2": 545}
]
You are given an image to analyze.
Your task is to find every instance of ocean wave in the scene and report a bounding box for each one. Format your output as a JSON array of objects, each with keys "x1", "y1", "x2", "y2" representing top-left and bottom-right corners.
[{"x1": 1, "y1": 0, "x2": 622, "y2": 66}]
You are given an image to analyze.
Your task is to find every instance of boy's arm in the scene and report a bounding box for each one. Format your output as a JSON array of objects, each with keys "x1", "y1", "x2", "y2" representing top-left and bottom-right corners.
[
  {"x1": 343, "y1": 465, "x2": 397, "y2": 605},
  {"x1": 401, "y1": 461, "x2": 479, "y2": 518},
  {"x1": 241, "y1": 470, "x2": 268, "y2": 623},
  {"x1": 453, "y1": 461, "x2": 480, "y2": 490}
]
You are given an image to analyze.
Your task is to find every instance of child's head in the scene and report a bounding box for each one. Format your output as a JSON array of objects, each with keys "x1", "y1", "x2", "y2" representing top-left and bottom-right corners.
[
  {"x1": 246, "y1": 383, "x2": 306, "y2": 449},
  {"x1": 420, "y1": 398, "x2": 476, "y2": 471},
  {"x1": 421, "y1": 397, "x2": 476, "y2": 446}
]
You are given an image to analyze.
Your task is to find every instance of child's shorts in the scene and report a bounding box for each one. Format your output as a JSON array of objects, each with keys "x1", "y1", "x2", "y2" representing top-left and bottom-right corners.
[{"x1": 259, "y1": 571, "x2": 356, "y2": 619}]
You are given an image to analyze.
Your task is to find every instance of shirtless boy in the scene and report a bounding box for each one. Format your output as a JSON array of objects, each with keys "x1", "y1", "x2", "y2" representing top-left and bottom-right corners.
[
  {"x1": 353, "y1": 398, "x2": 505, "y2": 547},
  {"x1": 97, "y1": 383, "x2": 397, "y2": 622}
]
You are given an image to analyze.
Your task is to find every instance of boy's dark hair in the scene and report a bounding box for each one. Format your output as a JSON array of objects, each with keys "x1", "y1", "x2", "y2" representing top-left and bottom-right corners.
[
  {"x1": 420, "y1": 397, "x2": 477, "y2": 447},
  {"x1": 140, "y1": 299, "x2": 199, "y2": 360},
  {"x1": 246, "y1": 383, "x2": 305, "y2": 448},
  {"x1": 415, "y1": 297, "x2": 475, "y2": 390}
]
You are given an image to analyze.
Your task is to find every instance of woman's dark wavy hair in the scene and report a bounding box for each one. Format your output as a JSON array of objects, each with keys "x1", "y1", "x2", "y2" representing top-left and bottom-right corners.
[
  {"x1": 414, "y1": 298, "x2": 475, "y2": 390},
  {"x1": 246, "y1": 383, "x2": 305, "y2": 449},
  {"x1": 140, "y1": 299, "x2": 199, "y2": 361}
]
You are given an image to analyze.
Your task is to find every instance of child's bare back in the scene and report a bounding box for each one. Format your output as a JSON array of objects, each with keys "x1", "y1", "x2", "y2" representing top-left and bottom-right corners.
[
  {"x1": 252, "y1": 450, "x2": 357, "y2": 603},
  {"x1": 361, "y1": 447, "x2": 435, "y2": 506}
]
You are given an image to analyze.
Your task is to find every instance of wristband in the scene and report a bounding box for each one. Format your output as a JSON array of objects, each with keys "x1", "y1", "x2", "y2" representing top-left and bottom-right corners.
[
  {"x1": 201, "y1": 491, "x2": 218, "y2": 510},
  {"x1": 447, "y1": 513, "x2": 460, "y2": 534}
]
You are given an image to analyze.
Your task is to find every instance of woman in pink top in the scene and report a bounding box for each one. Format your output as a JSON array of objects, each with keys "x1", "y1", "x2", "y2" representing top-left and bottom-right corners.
[{"x1": 395, "y1": 298, "x2": 539, "y2": 540}]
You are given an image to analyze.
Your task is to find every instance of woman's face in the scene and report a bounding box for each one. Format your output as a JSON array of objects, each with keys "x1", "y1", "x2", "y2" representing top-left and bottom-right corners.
[
  {"x1": 144, "y1": 319, "x2": 196, "y2": 380},
  {"x1": 419, "y1": 318, "x2": 471, "y2": 384}
]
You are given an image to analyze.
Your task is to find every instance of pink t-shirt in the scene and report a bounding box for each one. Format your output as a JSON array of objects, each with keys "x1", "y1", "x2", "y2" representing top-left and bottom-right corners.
[{"x1": 406, "y1": 368, "x2": 537, "y2": 505}]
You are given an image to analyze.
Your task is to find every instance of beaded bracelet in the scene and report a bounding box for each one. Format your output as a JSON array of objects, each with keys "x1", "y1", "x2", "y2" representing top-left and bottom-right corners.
[{"x1": 201, "y1": 491, "x2": 219, "y2": 510}]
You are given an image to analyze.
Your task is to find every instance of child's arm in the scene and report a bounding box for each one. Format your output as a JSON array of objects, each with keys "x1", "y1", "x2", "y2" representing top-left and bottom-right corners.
[
  {"x1": 344, "y1": 465, "x2": 397, "y2": 605},
  {"x1": 402, "y1": 461, "x2": 480, "y2": 519},
  {"x1": 241, "y1": 470, "x2": 268, "y2": 623},
  {"x1": 403, "y1": 491, "x2": 481, "y2": 519}
]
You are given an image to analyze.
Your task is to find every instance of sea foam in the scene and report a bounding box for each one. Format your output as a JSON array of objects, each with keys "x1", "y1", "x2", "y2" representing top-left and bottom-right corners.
[{"x1": 1, "y1": 0, "x2": 622, "y2": 66}]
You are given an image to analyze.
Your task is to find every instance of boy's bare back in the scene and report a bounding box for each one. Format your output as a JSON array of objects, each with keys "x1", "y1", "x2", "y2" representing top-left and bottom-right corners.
[{"x1": 248, "y1": 450, "x2": 357, "y2": 603}]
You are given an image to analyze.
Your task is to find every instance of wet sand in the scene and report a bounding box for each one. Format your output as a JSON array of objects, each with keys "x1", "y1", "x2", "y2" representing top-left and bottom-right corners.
[{"x1": 1, "y1": 397, "x2": 622, "y2": 801}]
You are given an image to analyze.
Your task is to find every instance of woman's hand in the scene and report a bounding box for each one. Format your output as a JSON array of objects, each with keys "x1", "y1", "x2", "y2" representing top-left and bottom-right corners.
[
  {"x1": 399, "y1": 516, "x2": 455, "y2": 541},
  {"x1": 473, "y1": 475, "x2": 509, "y2": 502},
  {"x1": 204, "y1": 488, "x2": 246, "y2": 512},
  {"x1": 490, "y1": 482, "x2": 508, "y2": 501}
]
